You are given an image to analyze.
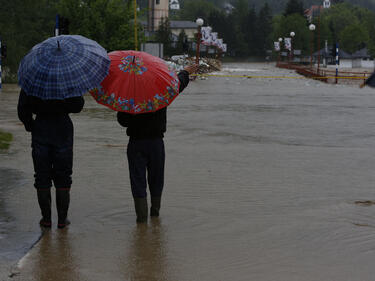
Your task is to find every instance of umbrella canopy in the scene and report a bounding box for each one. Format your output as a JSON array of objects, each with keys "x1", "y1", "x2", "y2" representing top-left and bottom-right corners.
[
  {"x1": 18, "y1": 35, "x2": 110, "y2": 100},
  {"x1": 90, "y1": 50, "x2": 180, "y2": 114}
]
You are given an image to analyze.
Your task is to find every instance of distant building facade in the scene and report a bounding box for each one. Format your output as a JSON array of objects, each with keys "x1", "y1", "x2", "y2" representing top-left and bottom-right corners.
[
  {"x1": 304, "y1": 5, "x2": 323, "y2": 22},
  {"x1": 352, "y1": 48, "x2": 374, "y2": 68},
  {"x1": 170, "y1": 21, "x2": 197, "y2": 40},
  {"x1": 148, "y1": 0, "x2": 169, "y2": 32}
]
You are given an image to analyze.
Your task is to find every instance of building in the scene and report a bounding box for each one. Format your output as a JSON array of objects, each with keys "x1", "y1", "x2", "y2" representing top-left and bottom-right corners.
[
  {"x1": 304, "y1": 5, "x2": 323, "y2": 22},
  {"x1": 312, "y1": 47, "x2": 352, "y2": 68},
  {"x1": 352, "y1": 48, "x2": 374, "y2": 68},
  {"x1": 169, "y1": 21, "x2": 198, "y2": 51},
  {"x1": 148, "y1": 0, "x2": 169, "y2": 32},
  {"x1": 170, "y1": 21, "x2": 197, "y2": 40}
]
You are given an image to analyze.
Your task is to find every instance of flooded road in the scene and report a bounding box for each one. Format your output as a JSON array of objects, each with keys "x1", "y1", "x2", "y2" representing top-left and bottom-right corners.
[{"x1": 2, "y1": 63, "x2": 375, "y2": 280}]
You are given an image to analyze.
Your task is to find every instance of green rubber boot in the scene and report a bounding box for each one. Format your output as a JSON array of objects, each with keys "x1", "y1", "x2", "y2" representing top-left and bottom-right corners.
[
  {"x1": 134, "y1": 197, "x2": 148, "y2": 223},
  {"x1": 37, "y1": 189, "x2": 52, "y2": 227},
  {"x1": 56, "y1": 188, "x2": 70, "y2": 229},
  {"x1": 150, "y1": 196, "x2": 161, "y2": 217}
]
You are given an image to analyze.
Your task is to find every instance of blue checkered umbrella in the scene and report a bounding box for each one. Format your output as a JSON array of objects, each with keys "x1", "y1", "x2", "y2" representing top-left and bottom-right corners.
[{"x1": 18, "y1": 35, "x2": 110, "y2": 100}]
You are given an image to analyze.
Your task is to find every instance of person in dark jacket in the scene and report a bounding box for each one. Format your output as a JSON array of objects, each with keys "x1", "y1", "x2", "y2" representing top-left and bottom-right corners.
[
  {"x1": 117, "y1": 64, "x2": 198, "y2": 223},
  {"x1": 18, "y1": 89, "x2": 84, "y2": 228}
]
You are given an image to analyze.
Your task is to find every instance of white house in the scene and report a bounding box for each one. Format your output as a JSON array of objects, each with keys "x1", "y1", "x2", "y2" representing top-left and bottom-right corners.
[
  {"x1": 170, "y1": 21, "x2": 197, "y2": 40},
  {"x1": 313, "y1": 47, "x2": 353, "y2": 68},
  {"x1": 352, "y1": 48, "x2": 374, "y2": 68}
]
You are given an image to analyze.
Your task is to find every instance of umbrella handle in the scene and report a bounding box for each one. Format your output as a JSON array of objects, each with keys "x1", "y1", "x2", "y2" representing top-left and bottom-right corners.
[{"x1": 360, "y1": 82, "x2": 366, "y2": 89}]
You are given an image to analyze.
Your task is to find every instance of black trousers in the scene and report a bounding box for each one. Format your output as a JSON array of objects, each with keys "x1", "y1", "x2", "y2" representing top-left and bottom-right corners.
[
  {"x1": 31, "y1": 115, "x2": 74, "y2": 190},
  {"x1": 127, "y1": 138, "x2": 165, "y2": 198},
  {"x1": 32, "y1": 141, "x2": 73, "y2": 190}
]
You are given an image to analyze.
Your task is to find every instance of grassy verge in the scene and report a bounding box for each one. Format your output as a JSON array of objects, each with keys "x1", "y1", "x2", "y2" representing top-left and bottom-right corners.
[{"x1": 0, "y1": 130, "x2": 13, "y2": 150}]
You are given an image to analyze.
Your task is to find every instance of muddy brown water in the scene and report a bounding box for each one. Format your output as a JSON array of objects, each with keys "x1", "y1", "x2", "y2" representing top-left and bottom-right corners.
[{"x1": 2, "y1": 63, "x2": 375, "y2": 280}]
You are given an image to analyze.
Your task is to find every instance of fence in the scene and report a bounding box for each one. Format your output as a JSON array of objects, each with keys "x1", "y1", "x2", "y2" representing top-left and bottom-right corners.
[{"x1": 277, "y1": 62, "x2": 371, "y2": 86}]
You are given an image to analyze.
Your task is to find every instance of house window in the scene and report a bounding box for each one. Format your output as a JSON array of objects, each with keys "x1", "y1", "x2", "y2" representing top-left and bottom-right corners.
[{"x1": 156, "y1": 0, "x2": 160, "y2": 4}]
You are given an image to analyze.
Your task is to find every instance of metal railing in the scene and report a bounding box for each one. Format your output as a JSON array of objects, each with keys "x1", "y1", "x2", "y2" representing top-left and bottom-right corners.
[{"x1": 276, "y1": 62, "x2": 371, "y2": 85}]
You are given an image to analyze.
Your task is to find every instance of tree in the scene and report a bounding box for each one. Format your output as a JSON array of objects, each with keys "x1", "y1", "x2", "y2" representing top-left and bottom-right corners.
[
  {"x1": 319, "y1": 2, "x2": 375, "y2": 53},
  {"x1": 271, "y1": 13, "x2": 310, "y2": 55},
  {"x1": 180, "y1": 0, "x2": 219, "y2": 22},
  {"x1": 232, "y1": 0, "x2": 250, "y2": 56},
  {"x1": 176, "y1": 30, "x2": 188, "y2": 54},
  {"x1": 208, "y1": 9, "x2": 236, "y2": 55},
  {"x1": 156, "y1": 17, "x2": 173, "y2": 56},
  {"x1": 57, "y1": 0, "x2": 141, "y2": 52},
  {"x1": 340, "y1": 23, "x2": 369, "y2": 53},
  {"x1": 255, "y1": 3, "x2": 273, "y2": 56},
  {"x1": 0, "y1": 0, "x2": 58, "y2": 79},
  {"x1": 246, "y1": 6, "x2": 257, "y2": 55},
  {"x1": 284, "y1": 0, "x2": 304, "y2": 16}
]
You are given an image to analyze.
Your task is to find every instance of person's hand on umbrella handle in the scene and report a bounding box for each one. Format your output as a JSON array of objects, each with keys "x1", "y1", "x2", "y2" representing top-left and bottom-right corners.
[{"x1": 184, "y1": 64, "x2": 199, "y2": 75}]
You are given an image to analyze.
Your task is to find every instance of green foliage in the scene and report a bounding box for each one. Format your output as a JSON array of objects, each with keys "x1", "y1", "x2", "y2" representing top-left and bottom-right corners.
[
  {"x1": 179, "y1": 0, "x2": 220, "y2": 22},
  {"x1": 156, "y1": 17, "x2": 173, "y2": 56},
  {"x1": 176, "y1": 30, "x2": 188, "y2": 54},
  {"x1": 232, "y1": 0, "x2": 250, "y2": 56},
  {"x1": 340, "y1": 23, "x2": 369, "y2": 53},
  {"x1": 0, "y1": 0, "x2": 57, "y2": 80},
  {"x1": 0, "y1": 0, "x2": 144, "y2": 80},
  {"x1": 255, "y1": 3, "x2": 273, "y2": 56},
  {"x1": 2, "y1": 0, "x2": 375, "y2": 71},
  {"x1": 271, "y1": 13, "x2": 310, "y2": 54},
  {"x1": 0, "y1": 130, "x2": 13, "y2": 150},
  {"x1": 57, "y1": 0, "x2": 143, "y2": 52},
  {"x1": 319, "y1": 2, "x2": 375, "y2": 54},
  {"x1": 284, "y1": 0, "x2": 304, "y2": 16}
]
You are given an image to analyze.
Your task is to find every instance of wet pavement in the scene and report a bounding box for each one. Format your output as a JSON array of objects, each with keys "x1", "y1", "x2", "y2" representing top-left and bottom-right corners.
[{"x1": 2, "y1": 63, "x2": 375, "y2": 280}]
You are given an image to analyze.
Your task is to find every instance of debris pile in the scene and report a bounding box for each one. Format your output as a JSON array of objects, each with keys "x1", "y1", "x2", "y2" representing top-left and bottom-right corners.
[{"x1": 165, "y1": 55, "x2": 221, "y2": 75}]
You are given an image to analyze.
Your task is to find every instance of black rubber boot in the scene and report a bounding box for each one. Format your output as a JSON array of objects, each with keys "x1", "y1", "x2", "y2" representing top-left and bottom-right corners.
[
  {"x1": 37, "y1": 189, "x2": 52, "y2": 228},
  {"x1": 134, "y1": 197, "x2": 148, "y2": 223},
  {"x1": 150, "y1": 196, "x2": 161, "y2": 217},
  {"x1": 56, "y1": 188, "x2": 70, "y2": 229}
]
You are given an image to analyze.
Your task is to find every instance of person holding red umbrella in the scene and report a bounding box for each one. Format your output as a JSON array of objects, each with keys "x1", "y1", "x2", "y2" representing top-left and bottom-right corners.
[
  {"x1": 90, "y1": 50, "x2": 198, "y2": 222},
  {"x1": 117, "y1": 63, "x2": 198, "y2": 223}
]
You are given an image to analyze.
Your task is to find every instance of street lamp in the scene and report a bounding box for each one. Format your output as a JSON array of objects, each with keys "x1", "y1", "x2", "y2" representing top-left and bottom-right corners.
[
  {"x1": 195, "y1": 18, "x2": 204, "y2": 65},
  {"x1": 309, "y1": 24, "x2": 316, "y2": 67},
  {"x1": 277, "y1": 37, "x2": 283, "y2": 65},
  {"x1": 290, "y1": 31, "x2": 295, "y2": 62}
]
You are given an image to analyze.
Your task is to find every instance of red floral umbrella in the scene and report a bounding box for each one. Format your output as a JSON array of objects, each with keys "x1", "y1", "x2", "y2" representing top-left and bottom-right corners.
[{"x1": 89, "y1": 50, "x2": 180, "y2": 114}]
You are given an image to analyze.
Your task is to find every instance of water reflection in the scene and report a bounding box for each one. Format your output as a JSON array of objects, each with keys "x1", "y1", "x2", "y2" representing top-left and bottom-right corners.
[
  {"x1": 81, "y1": 106, "x2": 116, "y2": 120},
  {"x1": 33, "y1": 230, "x2": 79, "y2": 281},
  {"x1": 124, "y1": 219, "x2": 169, "y2": 281}
]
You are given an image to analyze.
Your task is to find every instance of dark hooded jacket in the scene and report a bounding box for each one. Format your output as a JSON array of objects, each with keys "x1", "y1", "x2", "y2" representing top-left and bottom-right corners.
[
  {"x1": 17, "y1": 89, "x2": 84, "y2": 146},
  {"x1": 117, "y1": 70, "x2": 190, "y2": 139}
]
